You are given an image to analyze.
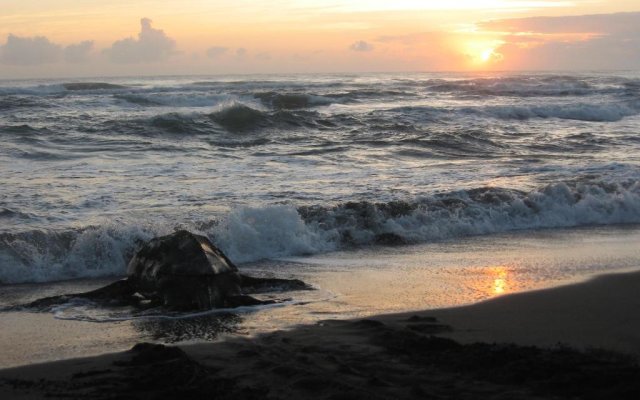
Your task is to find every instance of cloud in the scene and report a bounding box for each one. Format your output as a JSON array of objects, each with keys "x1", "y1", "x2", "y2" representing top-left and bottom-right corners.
[
  {"x1": 64, "y1": 40, "x2": 94, "y2": 63},
  {"x1": 236, "y1": 48, "x2": 247, "y2": 58},
  {"x1": 0, "y1": 34, "x2": 62, "y2": 65},
  {"x1": 479, "y1": 12, "x2": 640, "y2": 36},
  {"x1": 0, "y1": 35, "x2": 95, "y2": 65},
  {"x1": 206, "y1": 46, "x2": 228, "y2": 59},
  {"x1": 105, "y1": 18, "x2": 176, "y2": 63},
  {"x1": 349, "y1": 40, "x2": 374, "y2": 52},
  {"x1": 255, "y1": 52, "x2": 271, "y2": 61},
  {"x1": 478, "y1": 12, "x2": 640, "y2": 70}
]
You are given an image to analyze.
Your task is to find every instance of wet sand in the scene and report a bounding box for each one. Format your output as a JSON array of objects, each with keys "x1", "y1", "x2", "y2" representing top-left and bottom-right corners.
[
  {"x1": 1, "y1": 270, "x2": 640, "y2": 399},
  {"x1": 415, "y1": 270, "x2": 640, "y2": 356}
]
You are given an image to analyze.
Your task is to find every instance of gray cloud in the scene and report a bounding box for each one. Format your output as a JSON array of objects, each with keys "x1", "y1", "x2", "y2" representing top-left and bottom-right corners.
[
  {"x1": 206, "y1": 46, "x2": 228, "y2": 59},
  {"x1": 64, "y1": 40, "x2": 94, "y2": 63},
  {"x1": 236, "y1": 48, "x2": 247, "y2": 58},
  {"x1": 479, "y1": 12, "x2": 640, "y2": 36},
  {"x1": 480, "y1": 12, "x2": 640, "y2": 70},
  {"x1": 0, "y1": 34, "x2": 61, "y2": 65},
  {"x1": 349, "y1": 40, "x2": 374, "y2": 52},
  {"x1": 105, "y1": 18, "x2": 176, "y2": 63},
  {"x1": 0, "y1": 35, "x2": 95, "y2": 65}
]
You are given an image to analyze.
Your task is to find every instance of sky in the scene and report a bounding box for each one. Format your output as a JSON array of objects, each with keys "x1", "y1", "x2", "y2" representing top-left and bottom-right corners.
[{"x1": 0, "y1": 0, "x2": 639, "y2": 78}]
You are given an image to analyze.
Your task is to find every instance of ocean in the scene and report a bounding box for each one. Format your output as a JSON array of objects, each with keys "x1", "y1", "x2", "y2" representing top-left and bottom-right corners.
[{"x1": 1, "y1": 72, "x2": 640, "y2": 367}]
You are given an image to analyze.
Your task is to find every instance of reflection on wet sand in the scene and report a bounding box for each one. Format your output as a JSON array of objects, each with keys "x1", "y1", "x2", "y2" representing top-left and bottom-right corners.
[
  {"x1": 492, "y1": 266, "x2": 508, "y2": 295},
  {"x1": 463, "y1": 265, "x2": 518, "y2": 299}
]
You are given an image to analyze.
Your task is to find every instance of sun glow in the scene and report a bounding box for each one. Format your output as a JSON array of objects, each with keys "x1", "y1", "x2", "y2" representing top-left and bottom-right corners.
[
  {"x1": 461, "y1": 38, "x2": 504, "y2": 67},
  {"x1": 306, "y1": 0, "x2": 575, "y2": 12},
  {"x1": 481, "y1": 48, "x2": 495, "y2": 62}
]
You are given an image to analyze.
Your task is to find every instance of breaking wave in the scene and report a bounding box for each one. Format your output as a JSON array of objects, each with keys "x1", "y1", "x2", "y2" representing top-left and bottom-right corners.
[{"x1": 2, "y1": 179, "x2": 639, "y2": 284}]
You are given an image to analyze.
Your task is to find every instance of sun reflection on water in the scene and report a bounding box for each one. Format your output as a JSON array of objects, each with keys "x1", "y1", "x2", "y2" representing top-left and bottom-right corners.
[{"x1": 490, "y1": 266, "x2": 509, "y2": 295}]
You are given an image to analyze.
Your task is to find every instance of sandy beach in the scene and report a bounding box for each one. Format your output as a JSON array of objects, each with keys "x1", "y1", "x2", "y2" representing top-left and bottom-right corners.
[{"x1": 2, "y1": 269, "x2": 639, "y2": 399}]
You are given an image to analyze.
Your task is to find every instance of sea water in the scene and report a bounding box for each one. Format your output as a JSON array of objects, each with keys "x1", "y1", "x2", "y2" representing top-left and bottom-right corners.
[{"x1": 1, "y1": 72, "x2": 640, "y2": 367}]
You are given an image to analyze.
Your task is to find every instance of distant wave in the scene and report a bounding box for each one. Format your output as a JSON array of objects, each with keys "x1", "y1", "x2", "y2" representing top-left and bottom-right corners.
[
  {"x1": 1, "y1": 75, "x2": 636, "y2": 100},
  {"x1": 51, "y1": 100, "x2": 640, "y2": 142},
  {"x1": 88, "y1": 106, "x2": 320, "y2": 137},
  {"x1": 2, "y1": 178, "x2": 639, "y2": 284},
  {"x1": 0, "y1": 208, "x2": 34, "y2": 221},
  {"x1": 389, "y1": 101, "x2": 640, "y2": 123},
  {"x1": 114, "y1": 93, "x2": 237, "y2": 108},
  {"x1": 0, "y1": 96, "x2": 50, "y2": 111},
  {"x1": 471, "y1": 102, "x2": 639, "y2": 122},
  {"x1": 114, "y1": 91, "x2": 336, "y2": 110},
  {"x1": 424, "y1": 76, "x2": 621, "y2": 98},
  {"x1": 113, "y1": 94, "x2": 164, "y2": 106},
  {"x1": 63, "y1": 82, "x2": 128, "y2": 91},
  {"x1": 0, "y1": 124, "x2": 43, "y2": 135},
  {"x1": 254, "y1": 92, "x2": 335, "y2": 109},
  {"x1": 329, "y1": 89, "x2": 416, "y2": 100}
]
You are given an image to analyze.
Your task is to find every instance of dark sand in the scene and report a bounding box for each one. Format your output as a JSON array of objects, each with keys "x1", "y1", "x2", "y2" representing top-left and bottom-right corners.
[{"x1": 2, "y1": 270, "x2": 640, "y2": 399}]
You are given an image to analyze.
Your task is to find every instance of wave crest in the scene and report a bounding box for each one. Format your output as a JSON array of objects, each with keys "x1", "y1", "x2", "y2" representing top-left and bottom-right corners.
[
  {"x1": 1, "y1": 179, "x2": 639, "y2": 284},
  {"x1": 0, "y1": 225, "x2": 158, "y2": 284},
  {"x1": 209, "y1": 104, "x2": 270, "y2": 132}
]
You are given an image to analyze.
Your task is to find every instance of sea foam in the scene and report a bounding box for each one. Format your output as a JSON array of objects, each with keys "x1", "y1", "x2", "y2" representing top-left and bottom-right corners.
[{"x1": 1, "y1": 179, "x2": 639, "y2": 284}]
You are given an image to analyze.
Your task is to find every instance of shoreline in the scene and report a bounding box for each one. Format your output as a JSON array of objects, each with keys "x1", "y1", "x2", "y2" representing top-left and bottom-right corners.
[{"x1": 2, "y1": 269, "x2": 640, "y2": 399}]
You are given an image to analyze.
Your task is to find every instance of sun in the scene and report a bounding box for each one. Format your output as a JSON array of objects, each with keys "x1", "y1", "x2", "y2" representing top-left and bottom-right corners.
[
  {"x1": 480, "y1": 48, "x2": 495, "y2": 63},
  {"x1": 462, "y1": 39, "x2": 504, "y2": 67}
]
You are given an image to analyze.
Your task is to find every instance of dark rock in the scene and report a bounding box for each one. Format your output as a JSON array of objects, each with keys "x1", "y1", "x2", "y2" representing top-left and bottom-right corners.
[
  {"x1": 23, "y1": 230, "x2": 312, "y2": 312},
  {"x1": 127, "y1": 230, "x2": 242, "y2": 309}
]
